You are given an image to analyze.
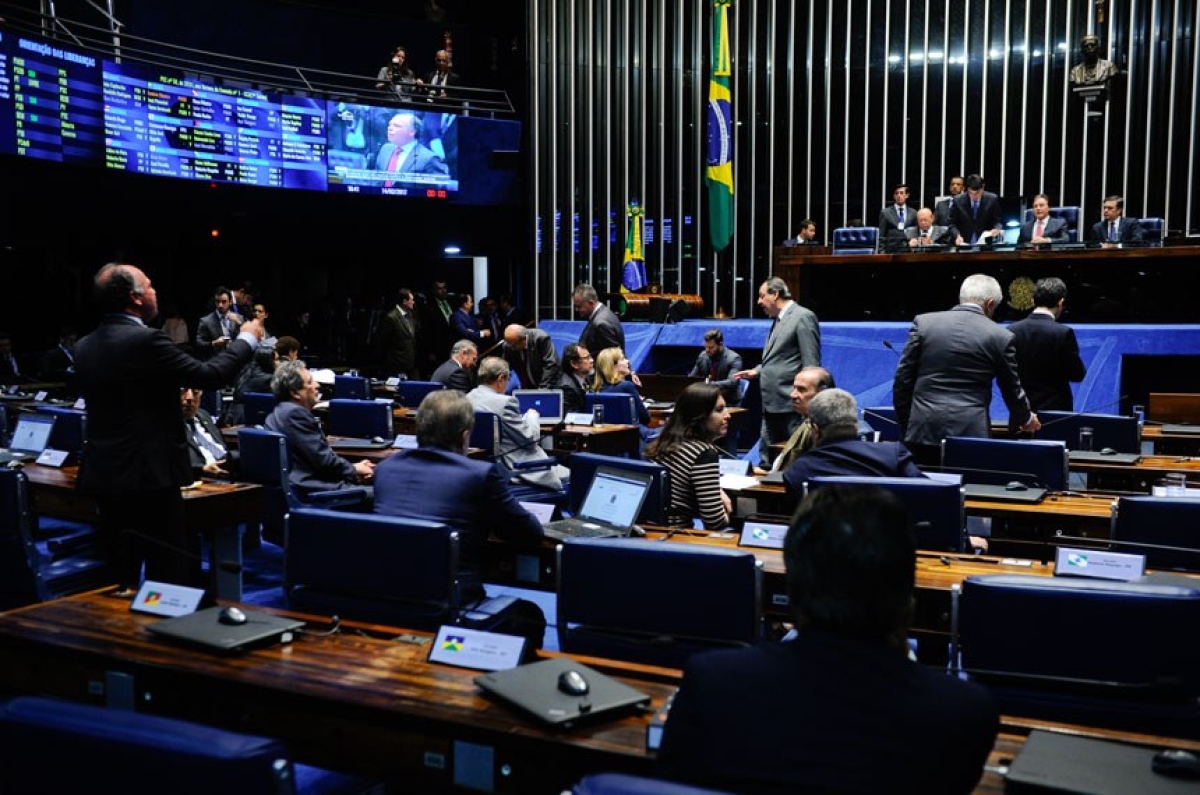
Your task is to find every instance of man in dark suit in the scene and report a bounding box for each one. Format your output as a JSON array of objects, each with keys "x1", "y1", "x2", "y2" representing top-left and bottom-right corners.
[
  {"x1": 1018, "y1": 194, "x2": 1070, "y2": 245},
  {"x1": 1091, "y1": 194, "x2": 1144, "y2": 245},
  {"x1": 501, "y1": 324, "x2": 561, "y2": 390},
  {"x1": 180, "y1": 386, "x2": 236, "y2": 479},
  {"x1": 430, "y1": 339, "x2": 478, "y2": 392},
  {"x1": 1007, "y1": 278, "x2": 1087, "y2": 412},
  {"x1": 75, "y1": 263, "x2": 264, "y2": 592},
  {"x1": 781, "y1": 218, "x2": 818, "y2": 247},
  {"x1": 877, "y1": 183, "x2": 918, "y2": 252},
  {"x1": 374, "y1": 112, "x2": 449, "y2": 182},
  {"x1": 423, "y1": 49, "x2": 460, "y2": 102},
  {"x1": 39, "y1": 326, "x2": 77, "y2": 383},
  {"x1": 893, "y1": 273, "x2": 1040, "y2": 466},
  {"x1": 688, "y1": 328, "x2": 743, "y2": 407},
  {"x1": 950, "y1": 174, "x2": 1004, "y2": 246},
  {"x1": 420, "y1": 280, "x2": 454, "y2": 377},
  {"x1": 449, "y1": 293, "x2": 492, "y2": 345},
  {"x1": 904, "y1": 207, "x2": 955, "y2": 248},
  {"x1": 573, "y1": 283, "x2": 625, "y2": 356},
  {"x1": 0, "y1": 332, "x2": 27, "y2": 385},
  {"x1": 659, "y1": 484, "x2": 998, "y2": 794},
  {"x1": 264, "y1": 360, "x2": 374, "y2": 495},
  {"x1": 734, "y1": 277, "x2": 822, "y2": 461},
  {"x1": 195, "y1": 285, "x2": 242, "y2": 359},
  {"x1": 373, "y1": 287, "x2": 419, "y2": 378},
  {"x1": 934, "y1": 175, "x2": 965, "y2": 227},
  {"x1": 558, "y1": 343, "x2": 593, "y2": 414},
  {"x1": 782, "y1": 389, "x2": 925, "y2": 498},
  {"x1": 373, "y1": 390, "x2": 546, "y2": 643}
]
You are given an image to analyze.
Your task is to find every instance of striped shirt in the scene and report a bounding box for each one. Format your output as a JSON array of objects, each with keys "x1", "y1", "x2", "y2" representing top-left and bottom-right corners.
[{"x1": 652, "y1": 439, "x2": 729, "y2": 530}]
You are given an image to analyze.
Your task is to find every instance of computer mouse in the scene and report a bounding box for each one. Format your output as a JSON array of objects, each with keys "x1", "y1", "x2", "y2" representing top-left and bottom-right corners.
[
  {"x1": 1005, "y1": 481, "x2": 1029, "y2": 491},
  {"x1": 371, "y1": 436, "x2": 386, "y2": 444},
  {"x1": 218, "y1": 606, "x2": 248, "y2": 626},
  {"x1": 1151, "y1": 748, "x2": 1200, "y2": 779},
  {"x1": 557, "y1": 669, "x2": 590, "y2": 696},
  {"x1": 1100, "y1": 447, "x2": 1117, "y2": 456},
  {"x1": 629, "y1": 525, "x2": 647, "y2": 538}
]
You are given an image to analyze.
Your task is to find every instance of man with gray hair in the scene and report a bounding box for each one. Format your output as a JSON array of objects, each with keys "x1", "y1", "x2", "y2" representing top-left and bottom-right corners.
[
  {"x1": 782, "y1": 388, "x2": 925, "y2": 498},
  {"x1": 893, "y1": 273, "x2": 1039, "y2": 466},
  {"x1": 573, "y1": 283, "x2": 625, "y2": 356},
  {"x1": 430, "y1": 339, "x2": 478, "y2": 392},
  {"x1": 501, "y1": 323, "x2": 561, "y2": 390},
  {"x1": 467, "y1": 357, "x2": 566, "y2": 490}
]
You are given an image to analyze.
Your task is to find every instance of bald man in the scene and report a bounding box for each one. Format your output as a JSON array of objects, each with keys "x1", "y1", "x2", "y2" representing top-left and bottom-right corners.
[{"x1": 500, "y1": 324, "x2": 561, "y2": 390}]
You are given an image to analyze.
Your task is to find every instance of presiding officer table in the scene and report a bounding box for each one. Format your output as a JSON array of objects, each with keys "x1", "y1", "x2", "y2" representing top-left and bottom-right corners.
[{"x1": 2, "y1": 591, "x2": 1198, "y2": 793}]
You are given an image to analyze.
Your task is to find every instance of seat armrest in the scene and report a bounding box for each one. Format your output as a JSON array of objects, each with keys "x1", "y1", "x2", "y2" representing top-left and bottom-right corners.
[{"x1": 307, "y1": 486, "x2": 371, "y2": 508}]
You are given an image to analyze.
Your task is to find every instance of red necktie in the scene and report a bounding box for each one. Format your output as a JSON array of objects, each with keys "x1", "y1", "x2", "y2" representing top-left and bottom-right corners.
[
  {"x1": 384, "y1": 147, "x2": 401, "y2": 188},
  {"x1": 1035, "y1": 220, "x2": 1044, "y2": 239}
]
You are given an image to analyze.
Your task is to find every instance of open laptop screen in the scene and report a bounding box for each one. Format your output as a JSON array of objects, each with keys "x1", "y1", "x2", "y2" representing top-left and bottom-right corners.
[
  {"x1": 578, "y1": 469, "x2": 650, "y2": 527},
  {"x1": 9, "y1": 415, "x2": 55, "y2": 453},
  {"x1": 514, "y1": 389, "x2": 564, "y2": 424}
]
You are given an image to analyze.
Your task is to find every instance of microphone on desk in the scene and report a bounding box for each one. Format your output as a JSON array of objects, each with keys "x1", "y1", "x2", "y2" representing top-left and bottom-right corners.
[
  {"x1": 883, "y1": 340, "x2": 902, "y2": 356},
  {"x1": 1031, "y1": 395, "x2": 1131, "y2": 430},
  {"x1": 921, "y1": 464, "x2": 1048, "y2": 491},
  {"x1": 120, "y1": 528, "x2": 243, "y2": 575},
  {"x1": 495, "y1": 419, "x2": 567, "y2": 458}
]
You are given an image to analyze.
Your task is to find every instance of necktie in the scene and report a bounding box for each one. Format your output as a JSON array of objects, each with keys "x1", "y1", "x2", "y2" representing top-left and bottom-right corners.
[
  {"x1": 897, "y1": 207, "x2": 905, "y2": 226},
  {"x1": 220, "y1": 315, "x2": 230, "y2": 336},
  {"x1": 971, "y1": 200, "x2": 979, "y2": 218},
  {"x1": 189, "y1": 419, "x2": 227, "y2": 463},
  {"x1": 384, "y1": 146, "x2": 402, "y2": 188},
  {"x1": 710, "y1": 360, "x2": 718, "y2": 380},
  {"x1": 1109, "y1": 222, "x2": 1117, "y2": 241},
  {"x1": 1035, "y1": 220, "x2": 1044, "y2": 239}
]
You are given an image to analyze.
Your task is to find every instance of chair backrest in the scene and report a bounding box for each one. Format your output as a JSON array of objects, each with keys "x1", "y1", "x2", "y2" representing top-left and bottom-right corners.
[
  {"x1": 941, "y1": 436, "x2": 1069, "y2": 491},
  {"x1": 0, "y1": 696, "x2": 295, "y2": 794},
  {"x1": 34, "y1": 406, "x2": 86, "y2": 454},
  {"x1": 806, "y1": 475, "x2": 965, "y2": 552},
  {"x1": 861, "y1": 406, "x2": 900, "y2": 442},
  {"x1": 557, "y1": 537, "x2": 762, "y2": 668},
  {"x1": 397, "y1": 380, "x2": 446, "y2": 409},
  {"x1": 831, "y1": 226, "x2": 879, "y2": 254},
  {"x1": 200, "y1": 388, "x2": 224, "y2": 419},
  {"x1": 1139, "y1": 217, "x2": 1165, "y2": 242},
  {"x1": 237, "y1": 427, "x2": 290, "y2": 489},
  {"x1": 955, "y1": 573, "x2": 1200, "y2": 701},
  {"x1": 285, "y1": 507, "x2": 460, "y2": 629},
  {"x1": 333, "y1": 374, "x2": 371, "y2": 400},
  {"x1": 585, "y1": 392, "x2": 637, "y2": 426},
  {"x1": 327, "y1": 398, "x2": 392, "y2": 439},
  {"x1": 1023, "y1": 206, "x2": 1082, "y2": 242},
  {"x1": 1034, "y1": 411, "x2": 1139, "y2": 453},
  {"x1": 469, "y1": 410, "x2": 501, "y2": 456},
  {"x1": 567, "y1": 452, "x2": 671, "y2": 524},
  {"x1": 242, "y1": 391, "x2": 278, "y2": 427},
  {"x1": 1112, "y1": 496, "x2": 1200, "y2": 573},
  {"x1": 1147, "y1": 392, "x2": 1200, "y2": 424},
  {"x1": 574, "y1": 772, "x2": 736, "y2": 795}
]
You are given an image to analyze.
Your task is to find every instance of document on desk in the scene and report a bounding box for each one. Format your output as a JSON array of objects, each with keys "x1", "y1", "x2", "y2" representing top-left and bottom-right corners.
[{"x1": 720, "y1": 473, "x2": 762, "y2": 491}]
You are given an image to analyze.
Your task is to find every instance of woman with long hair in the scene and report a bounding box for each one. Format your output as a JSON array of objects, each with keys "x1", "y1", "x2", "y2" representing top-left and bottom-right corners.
[
  {"x1": 591, "y1": 347, "x2": 651, "y2": 426},
  {"x1": 646, "y1": 382, "x2": 732, "y2": 530}
]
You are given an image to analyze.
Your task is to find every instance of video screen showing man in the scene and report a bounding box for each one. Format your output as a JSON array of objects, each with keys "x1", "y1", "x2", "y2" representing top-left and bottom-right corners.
[{"x1": 325, "y1": 103, "x2": 458, "y2": 195}]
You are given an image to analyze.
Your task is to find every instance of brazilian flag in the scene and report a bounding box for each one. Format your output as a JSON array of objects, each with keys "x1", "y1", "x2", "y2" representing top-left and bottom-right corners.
[
  {"x1": 706, "y1": 0, "x2": 734, "y2": 252},
  {"x1": 621, "y1": 202, "x2": 647, "y2": 292}
]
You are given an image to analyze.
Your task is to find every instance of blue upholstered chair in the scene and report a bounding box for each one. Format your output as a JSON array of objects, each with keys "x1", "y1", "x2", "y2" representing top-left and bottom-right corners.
[
  {"x1": 861, "y1": 406, "x2": 900, "y2": 442},
  {"x1": 1139, "y1": 217, "x2": 1165, "y2": 243},
  {"x1": 332, "y1": 374, "x2": 371, "y2": 400},
  {"x1": 1035, "y1": 411, "x2": 1139, "y2": 453},
  {"x1": 566, "y1": 452, "x2": 670, "y2": 524},
  {"x1": 242, "y1": 391, "x2": 278, "y2": 427},
  {"x1": 1111, "y1": 496, "x2": 1200, "y2": 573},
  {"x1": 1023, "y1": 206, "x2": 1082, "y2": 242},
  {"x1": 585, "y1": 392, "x2": 639, "y2": 426},
  {"x1": 831, "y1": 226, "x2": 879, "y2": 254},
  {"x1": 557, "y1": 537, "x2": 762, "y2": 668},
  {"x1": 574, "y1": 773, "x2": 736, "y2": 795},
  {"x1": 469, "y1": 410, "x2": 501, "y2": 456},
  {"x1": 327, "y1": 398, "x2": 392, "y2": 439},
  {"x1": 0, "y1": 696, "x2": 298, "y2": 794},
  {"x1": 953, "y1": 573, "x2": 1200, "y2": 737},
  {"x1": 941, "y1": 436, "x2": 1069, "y2": 492},
  {"x1": 807, "y1": 475, "x2": 966, "y2": 552},
  {"x1": 396, "y1": 380, "x2": 445, "y2": 409}
]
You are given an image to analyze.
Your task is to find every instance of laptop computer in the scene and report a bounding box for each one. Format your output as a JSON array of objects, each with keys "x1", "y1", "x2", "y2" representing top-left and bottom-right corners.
[
  {"x1": 961, "y1": 483, "x2": 1048, "y2": 504},
  {"x1": 1068, "y1": 450, "x2": 1143, "y2": 465},
  {"x1": 0, "y1": 414, "x2": 56, "y2": 464},
  {"x1": 543, "y1": 467, "x2": 653, "y2": 540},
  {"x1": 514, "y1": 389, "x2": 564, "y2": 424},
  {"x1": 1005, "y1": 730, "x2": 1190, "y2": 795},
  {"x1": 1160, "y1": 423, "x2": 1200, "y2": 436},
  {"x1": 475, "y1": 657, "x2": 651, "y2": 728},
  {"x1": 146, "y1": 606, "x2": 305, "y2": 652},
  {"x1": 329, "y1": 437, "x2": 392, "y2": 450}
]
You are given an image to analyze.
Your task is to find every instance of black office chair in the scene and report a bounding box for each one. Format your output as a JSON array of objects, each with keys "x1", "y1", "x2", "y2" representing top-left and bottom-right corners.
[
  {"x1": 1035, "y1": 411, "x2": 1139, "y2": 453},
  {"x1": 1110, "y1": 496, "x2": 1200, "y2": 573},
  {"x1": 941, "y1": 436, "x2": 1069, "y2": 491},
  {"x1": 586, "y1": 392, "x2": 639, "y2": 426},
  {"x1": 0, "y1": 696, "x2": 297, "y2": 794},
  {"x1": 566, "y1": 452, "x2": 670, "y2": 524},
  {"x1": 396, "y1": 380, "x2": 446, "y2": 409},
  {"x1": 806, "y1": 475, "x2": 965, "y2": 552},
  {"x1": 333, "y1": 374, "x2": 370, "y2": 400},
  {"x1": 237, "y1": 428, "x2": 369, "y2": 546},
  {"x1": 953, "y1": 573, "x2": 1200, "y2": 738},
  {"x1": 0, "y1": 468, "x2": 110, "y2": 610},
  {"x1": 242, "y1": 391, "x2": 278, "y2": 427},
  {"x1": 557, "y1": 537, "x2": 762, "y2": 668},
  {"x1": 326, "y1": 398, "x2": 392, "y2": 439}
]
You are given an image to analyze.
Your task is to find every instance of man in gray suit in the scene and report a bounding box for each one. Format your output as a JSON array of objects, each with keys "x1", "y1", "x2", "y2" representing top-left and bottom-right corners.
[
  {"x1": 501, "y1": 324, "x2": 561, "y2": 390},
  {"x1": 905, "y1": 208, "x2": 955, "y2": 248},
  {"x1": 735, "y1": 277, "x2": 822, "y2": 462},
  {"x1": 892, "y1": 273, "x2": 1041, "y2": 466},
  {"x1": 467, "y1": 357, "x2": 566, "y2": 490}
]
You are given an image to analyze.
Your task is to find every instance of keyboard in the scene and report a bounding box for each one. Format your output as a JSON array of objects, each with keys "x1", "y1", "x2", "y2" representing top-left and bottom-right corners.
[{"x1": 543, "y1": 519, "x2": 625, "y2": 541}]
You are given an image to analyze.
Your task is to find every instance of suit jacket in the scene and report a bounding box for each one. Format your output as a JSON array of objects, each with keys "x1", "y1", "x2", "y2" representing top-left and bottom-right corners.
[
  {"x1": 949, "y1": 191, "x2": 1004, "y2": 244},
  {"x1": 195, "y1": 310, "x2": 242, "y2": 358},
  {"x1": 877, "y1": 205, "x2": 918, "y2": 251},
  {"x1": 688, "y1": 346, "x2": 744, "y2": 405},
  {"x1": 424, "y1": 69, "x2": 461, "y2": 98},
  {"x1": 420, "y1": 298, "x2": 455, "y2": 373},
  {"x1": 1091, "y1": 217, "x2": 1144, "y2": 243},
  {"x1": 0, "y1": 354, "x2": 24, "y2": 384},
  {"x1": 558, "y1": 370, "x2": 589, "y2": 414},
  {"x1": 782, "y1": 438, "x2": 926, "y2": 497},
  {"x1": 502, "y1": 328, "x2": 561, "y2": 390},
  {"x1": 264, "y1": 400, "x2": 359, "y2": 494},
  {"x1": 904, "y1": 224, "x2": 955, "y2": 246},
  {"x1": 934, "y1": 196, "x2": 957, "y2": 227},
  {"x1": 75, "y1": 315, "x2": 253, "y2": 494},
  {"x1": 430, "y1": 357, "x2": 476, "y2": 392},
  {"x1": 658, "y1": 629, "x2": 998, "y2": 795},
  {"x1": 1007, "y1": 312, "x2": 1086, "y2": 412},
  {"x1": 1018, "y1": 216, "x2": 1069, "y2": 244},
  {"x1": 756, "y1": 302, "x2": 822, "y2": 414},
  {"x1": 373, "y1": 446, "x2": 543, "y2": 600},
  {"x1": 892, "y1": 304, "x2": 1033, "y2": 447},
  {"x1": 373, "y1": 141, "x2": 449, "y2": 177},
  {"x1": 579, "y1": 303, "x2": 625, "y2": 356},
  {"x1": 373, "y1": 304, "x2": 418, "y2": 376},
  {"x1": 467, "y1": 385, "x2": 562, "y2": 489},
  {"x1": 184, "y1": 408, "x2": 236, "y2": 478},
  {"x1": 450, "y1": 307, "x2": 485, "y2": 344}
]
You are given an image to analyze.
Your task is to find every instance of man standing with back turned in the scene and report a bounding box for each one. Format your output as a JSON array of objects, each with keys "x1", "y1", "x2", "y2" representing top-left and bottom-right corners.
[
  {"x1": 892, "y1": 273, "x2": 1039, "y2": 466},
  {"x1": 1007, "y1": 277, "x2": 1086, "y2": 412},
  {"x1": 76, "y1": 263, "x2": 264, "y2": 593}
]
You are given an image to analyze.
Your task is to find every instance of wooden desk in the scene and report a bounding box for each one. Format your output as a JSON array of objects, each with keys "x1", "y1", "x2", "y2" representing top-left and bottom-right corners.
[
  {"x1": 551, "y1": 423, "x2": 640, "y2": 458},
  {"x1": 3, "y1": 591, "x2": 1194, "y2": 793},
  {"x1": 1071, "y1": 453, "x2": 1200, "y2": 493},
  {"x1": 24, "y1": 465, "x2": 263, "y2": 600},
  {"x1": 1141, "y1": 424, "x2": 1200, "y2": 456}
]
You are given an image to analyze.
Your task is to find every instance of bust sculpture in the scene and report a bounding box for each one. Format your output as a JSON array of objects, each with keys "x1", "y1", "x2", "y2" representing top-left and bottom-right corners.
[{"x1": 1070, "y1": 35, "x2": 1118, "y2": 86}]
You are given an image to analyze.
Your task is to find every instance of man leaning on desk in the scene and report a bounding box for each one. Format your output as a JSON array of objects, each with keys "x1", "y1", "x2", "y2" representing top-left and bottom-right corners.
[{"x1": 658, "y1": 485, "x2": 998, "y2": 794}]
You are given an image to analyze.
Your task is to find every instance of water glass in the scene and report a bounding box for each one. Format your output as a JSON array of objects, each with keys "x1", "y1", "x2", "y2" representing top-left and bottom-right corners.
[
  {"x1": 592, "y1": 404, "x2": 605, "y2": 426},
  {"x1": 1078, "y1": 426, "x2": 1094, "y2": 452}
]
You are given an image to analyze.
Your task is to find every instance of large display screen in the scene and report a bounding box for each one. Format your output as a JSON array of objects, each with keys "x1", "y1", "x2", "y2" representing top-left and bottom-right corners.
[{"x1": 1, "y1": 31, "x2": 514, "y2": 204}]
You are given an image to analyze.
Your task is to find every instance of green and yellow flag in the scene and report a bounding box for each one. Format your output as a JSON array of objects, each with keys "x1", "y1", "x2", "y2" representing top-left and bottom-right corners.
[{"x1": 706, "y1": 0, "x2": 734, "y2": 251}]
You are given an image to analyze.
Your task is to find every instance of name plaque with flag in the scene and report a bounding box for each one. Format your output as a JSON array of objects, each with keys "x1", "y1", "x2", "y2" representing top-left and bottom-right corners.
[{"x1": 428, "y1": 625, "x2": 527, "y2": 672}]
